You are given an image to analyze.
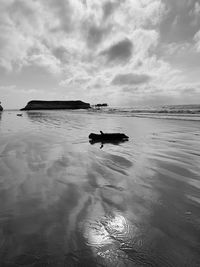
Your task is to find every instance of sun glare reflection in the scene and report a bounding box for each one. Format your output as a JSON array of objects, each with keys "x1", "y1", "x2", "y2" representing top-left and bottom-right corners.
[
  {"x1": 103, "y1": 214, "x2": 126, "y2": 234},
  {"x1": 83, "y1": 212, "x2": 135, "y2": 264},
  {"x1": 84, "y1": 221, "x2": 113, "y2": 247}
]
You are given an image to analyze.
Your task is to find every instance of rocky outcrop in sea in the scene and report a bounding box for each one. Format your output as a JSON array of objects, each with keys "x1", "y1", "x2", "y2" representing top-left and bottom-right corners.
[
  {"x1": 0, "y1": 102, "x2": 3, "y2": 111},
  {"x1": 20, "y1": 100, "x2": 91, "y2": 110},
  {"x1": 94, "y1": 103, "x2": 108, "y2": 107}
]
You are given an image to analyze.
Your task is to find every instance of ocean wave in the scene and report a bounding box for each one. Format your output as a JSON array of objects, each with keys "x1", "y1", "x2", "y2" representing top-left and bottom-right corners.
[{"x1": 90, "y1": 104, "x2": 200, "y2": 121}]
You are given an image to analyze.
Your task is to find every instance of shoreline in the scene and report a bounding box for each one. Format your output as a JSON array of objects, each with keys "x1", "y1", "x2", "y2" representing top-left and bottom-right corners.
[{"x1": 1, "y1": 108, "x2": 200, "y2": 122}]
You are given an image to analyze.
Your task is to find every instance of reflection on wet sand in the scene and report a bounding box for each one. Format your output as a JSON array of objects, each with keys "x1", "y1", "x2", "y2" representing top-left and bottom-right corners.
[
  {"x1": 89, "y1": 139, "x2": 129, "y2": 149},
  {"x1": 83, "y1": 211, "x2": 137, "y2": 266},
  {"x1": 0, "y1": 133, "x2": 134, "y2": 265},
  {"x1": 0, "y1": 111, "x2": 200, "y2": 266},
  {"x1": 25, "y1": 111, "x2": 64, "y2": 128}
]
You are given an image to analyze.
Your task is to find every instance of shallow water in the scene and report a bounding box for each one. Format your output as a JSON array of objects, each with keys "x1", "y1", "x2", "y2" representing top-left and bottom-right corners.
[{"x1": 0, "y1": 110, "x2": 200, "y2": 266}]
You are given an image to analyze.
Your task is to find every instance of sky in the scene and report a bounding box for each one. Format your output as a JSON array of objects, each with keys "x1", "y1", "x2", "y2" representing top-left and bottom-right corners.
[{"x1": 0, "y1": 0, "x2": 200, "y2": 109}]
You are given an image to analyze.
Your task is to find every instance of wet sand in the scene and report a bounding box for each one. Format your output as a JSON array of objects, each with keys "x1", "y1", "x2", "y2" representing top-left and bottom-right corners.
[{"x1": 0, "y1": 110, "x2": 200, "y2": 266}]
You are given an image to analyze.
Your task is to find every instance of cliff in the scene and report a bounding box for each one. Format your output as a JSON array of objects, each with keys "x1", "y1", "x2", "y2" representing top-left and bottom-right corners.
[{"x1": 20, "y1": 100, "x2": 91, "y2": 110}]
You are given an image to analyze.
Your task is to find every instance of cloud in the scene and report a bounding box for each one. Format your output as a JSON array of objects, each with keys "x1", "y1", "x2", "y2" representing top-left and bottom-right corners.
[
  {"x1": 1, "y1": 0, "x2": 199, "y2": 108},
  {"x1": 102, "y1": 1, "x2": 120, "y2": 20},
  {"x1": 160, "y1": 0, "x2": 200, "y2": 43},
  {"x1": 112, "y1": 73, "x2": 151, "y2": 85},
  {"x1": 189, "y1": 1, "x2": 200, "y2": 15},
  {"x1": 173, "y1": 83, "x2": 200, "y2": 95},
  {"x1": 47, "y1": 0, "x2": 74, "y2": 32},
  {"x1": 194, "y1": 1, "x2": 200, "y2": 14},
  {"x1": 86, "y1": 25, "x2": 111, "y2": 48},
  {"x1": 0, "y1": 85, "x2": 16, "y2": 91},
  {"x1": 121, "y1": 86, "x2": 140, "y2": 93},
  {"x1": 28, "y1": 54, "x2": 62, "y2": 74},
  {"x1": 100, "y1": 38, "x2": 133, "y2": 63},
  {"x1": 131, "y1": 29, "x2": 159, "y2": 58},
  {"x1": 0, "y1": 0, "x2": 45, "y2": 71},
  {"x1": 194, "y1": 30, "x2": 200, "y2": 51},
  {"x1": 0, "y1": 0, "x2": 164, "y2": 74}
]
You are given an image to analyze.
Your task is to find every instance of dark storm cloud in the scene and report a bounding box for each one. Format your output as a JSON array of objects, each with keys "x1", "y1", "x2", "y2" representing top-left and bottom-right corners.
[
  {"x1": 112, "y1": 73, "x2": 151, "y2": 85},
  {"x1": 100, "y1": 39, "x2": 133, "y2": 62},
  {"x1": 87, "y1": 25, "x2": 111, "y2": 48},
  {"x1": 103, "y1": 1, "x2": 120, "y2": 19},
  {"x1": 103, "y1": 2, "x2": 115, "y2": 18}
]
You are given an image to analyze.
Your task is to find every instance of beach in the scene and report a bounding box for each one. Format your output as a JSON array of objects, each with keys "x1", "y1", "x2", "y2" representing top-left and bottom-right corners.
[{"x1": 0, "y1": 110, "x2": 200, "y2": 266}]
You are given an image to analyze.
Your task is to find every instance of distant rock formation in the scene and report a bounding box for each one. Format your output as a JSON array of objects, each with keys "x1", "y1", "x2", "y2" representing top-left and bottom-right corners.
[
  {"x1": 94, "y1": 103, "x2": 108, "y2": 107},
  {"x1": 0, "y1": 102, "x2": 3, "y2": 111},
  {"x1": 20, "y1": 100, "x2": 91, "y2": 110}
]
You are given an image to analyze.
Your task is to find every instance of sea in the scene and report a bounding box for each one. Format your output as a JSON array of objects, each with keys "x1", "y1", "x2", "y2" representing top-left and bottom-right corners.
[
  {"x1": 90, "y1": 104, "x2": 200, "y2": 121},
  {"x1": 0, "y1": 104, "x2": 200, "y2": 266}
]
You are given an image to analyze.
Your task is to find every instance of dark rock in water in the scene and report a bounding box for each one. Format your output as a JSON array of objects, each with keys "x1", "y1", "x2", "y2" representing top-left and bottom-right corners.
[
  {"x1": 0, "y1": 102, "x2": 3, "y2": 111},
  {"x1": 94, "y1": 103, "x2": 108, "y2": 107},
  {"x1": 17, "y1": 113, "x2": 23, "y2": 116},
  {"x1": 89, "y1": 131, "x2": 129, "y2": 148},
  {"x1": 20, "y1": 100, "x2": 91, "y2": 110}
]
